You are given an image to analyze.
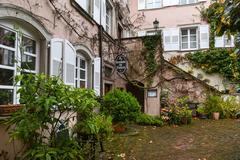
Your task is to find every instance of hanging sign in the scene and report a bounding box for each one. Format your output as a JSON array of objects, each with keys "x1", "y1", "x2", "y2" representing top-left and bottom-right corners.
[{"x1": 115, "y1": 54, "x2": 127, "y2": 74}]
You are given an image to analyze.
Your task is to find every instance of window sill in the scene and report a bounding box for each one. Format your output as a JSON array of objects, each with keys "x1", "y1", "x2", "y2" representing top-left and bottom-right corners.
[
  {"x1": 0, "y1": 104, "x2": 22, "y2": 116},
  {"x1": 138, "y1": 1, "x2": 207, "y2": 11}
]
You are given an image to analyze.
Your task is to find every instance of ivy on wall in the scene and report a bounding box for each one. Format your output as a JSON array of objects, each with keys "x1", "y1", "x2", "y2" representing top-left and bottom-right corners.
[
  {"x1": 141, "y1": 34, "x2": 163, "y2": 85},
  {"x1": 187, "y1": 48, "x2": 240, "y2": 82}
]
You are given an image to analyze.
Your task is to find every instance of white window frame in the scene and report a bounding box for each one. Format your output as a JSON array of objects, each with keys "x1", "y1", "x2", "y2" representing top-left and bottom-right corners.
[
  {"x1": 0, "y1": 24, "x2": 39, "y2": 104},
  {"x1": 106, "y1": 1, "x2": 112, "y2": 35},
  {"x1": 180, "y1": 27, "x2": 198, "y2": 51},
  {"x1": 75, "y1": 55, "x2": 87, "y2": 88},
  {"x1": 180, "y1": 0, "x2": 198, "y2": 5}
]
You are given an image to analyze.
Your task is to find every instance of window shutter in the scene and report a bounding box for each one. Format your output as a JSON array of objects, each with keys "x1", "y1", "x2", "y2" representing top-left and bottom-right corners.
[
  {"x1": 163, "y1": 0, "x2": 172, "y2": 6},
  {"x1": 199, "y1": 25, "x2": 209, "y2": 49},
  {"x1": 138, "y1": 0, "x2": 145, "y2": 10},
  {"x1": 63, "y1": 40, "x2": 76, "y2": 87},
  {"x1": 94, "y1": 0, "x2": 100, "y2": 23},
  {"x1": 215, "y1": 36, "x2": 224, "y2": 48},
  {"x1": 164, "y1": 28, "x2": 180, "y2": 51},
  {"x1": 94, "y1": 57, "x2": 101, "y2": 96},
  {"x1": 102, "y1": 0, "x2": 107, "y2": 29},
  {"x1": 171, "y1": 0, "x2": 180, "y2": 5},
  {"x1": 163, "y1": 28, "x2": 172, "y2": 51},
  {"x1": 50, "y1": 38, "x2": 64, "y2": 78},
  {"x1": 138, "y1": 30, "x2": 146, "y2": 37},
  {"x1": 231, "y1": 35, "x2": 235, "y2": 47},
  {"x1": 171, "y1": 28, "x2": 180, "y2": 51}
]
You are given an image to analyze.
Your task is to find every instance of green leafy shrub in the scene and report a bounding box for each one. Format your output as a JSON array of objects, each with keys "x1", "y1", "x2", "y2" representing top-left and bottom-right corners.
[
  {"x1": 136, "y1": 113, "x2": 164, "y2": 126},
  {"x1": 2, "y1": 74, "x2": 112, "y2": 159},
  {"x1": 204, "y1": 95, "x2": 223, "y2": 117},
  {"x1": 220, "y1": 96, "x2": 240, "y2": 118},
  {"x1": 161, "y1": 97, "x2": 192, "y2": 125},
  {"x1": 102, "y1": 89, "x2": 141, "y2": 123}
]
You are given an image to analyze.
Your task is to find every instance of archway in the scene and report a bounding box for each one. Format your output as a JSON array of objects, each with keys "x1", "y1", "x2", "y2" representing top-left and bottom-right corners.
[{"x1": 126, "y1": 81, "x2": 145, "y2": 112}]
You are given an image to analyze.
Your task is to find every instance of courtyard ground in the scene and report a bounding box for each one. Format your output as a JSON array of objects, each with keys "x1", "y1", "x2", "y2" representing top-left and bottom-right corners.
[{"x1": 105, "y1": 119, "x2": 240, "y2": 160}]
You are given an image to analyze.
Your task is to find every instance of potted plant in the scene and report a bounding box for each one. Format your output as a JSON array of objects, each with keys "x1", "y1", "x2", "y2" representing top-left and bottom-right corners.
[
  {"x1": 204, "y1": 96, "x2": 222, "y2": 120},
  {"x1": 179, "y1": 107, "x2": 192, "y2": 125},
  {"x1": 196, "y1": 105, "x2": 208, "y2": 119}
]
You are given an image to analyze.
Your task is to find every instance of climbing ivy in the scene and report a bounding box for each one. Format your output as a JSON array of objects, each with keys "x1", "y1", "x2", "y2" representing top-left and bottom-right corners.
[
  {"x1": 187, "y1": 48, "x2": 240, "y2": 81},
  {"x1": 141, "y1": 34, "x2": 163, "y2": 84}
]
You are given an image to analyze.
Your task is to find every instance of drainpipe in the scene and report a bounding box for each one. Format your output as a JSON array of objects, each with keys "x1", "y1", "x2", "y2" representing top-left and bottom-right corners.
[{"x1": 99, "y1": 25, "x2": 103, "y2": 97}]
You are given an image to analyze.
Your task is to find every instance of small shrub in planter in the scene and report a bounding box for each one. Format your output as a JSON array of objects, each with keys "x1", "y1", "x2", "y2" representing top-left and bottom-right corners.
[
  {"x1": 102, "y1": 89, "x2": 141, "y2": 124},
  {"x1": 204, "y1": 96, "x2": 222, "y2": 120},
  {"x1": 136, "y1": 113, "x2": 164, "y2": 126},
  {"x1": 196, "y1": 105, "x2": 208, "y2": 119},
  {"x1": 179, "y1": 107, "x2": 192, "y2": 124}
]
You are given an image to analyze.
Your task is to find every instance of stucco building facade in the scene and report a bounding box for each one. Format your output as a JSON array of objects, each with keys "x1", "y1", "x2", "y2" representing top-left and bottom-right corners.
[{"x1": 0, "y1": 0, "x2": 130, "y2": 159}]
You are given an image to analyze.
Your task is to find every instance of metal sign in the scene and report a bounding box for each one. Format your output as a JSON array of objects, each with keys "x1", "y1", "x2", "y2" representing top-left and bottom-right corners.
[{"x1": 115, "y1": 54, "x2": 127, "y2": 74}]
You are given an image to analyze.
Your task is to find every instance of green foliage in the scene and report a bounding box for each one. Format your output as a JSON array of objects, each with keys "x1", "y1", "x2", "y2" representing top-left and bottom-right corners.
[
  {"x1": 2, "y1": 74, "x2": 112, "y2": 159},
  {"x1": 202, "y1": 0, "x2": 240, "y2": 35},
  {"x1": 162, "y1": 97, "x2": 192, "y2": 125},
  {"x1": 102, "y1": 89, "x2": 141, "y2": 123},
  {"x1": 187, "y1": 48, "x2": 240, "y2": 81},
  {"x1": 196, "y1": 105, "x2": 206, "y2": 114},
  {"x1": 204, "y1": 96, "x2": 223, "y2": 117},
  {"x1": 219, "y1": 96, "x2": 240, "y2": 118},
  {"x1": 142, "y1": 34, "x2": 163, "y2": 85},
  {"x1": 136, "y1": 113, "x2": 164, "y2": 126}
]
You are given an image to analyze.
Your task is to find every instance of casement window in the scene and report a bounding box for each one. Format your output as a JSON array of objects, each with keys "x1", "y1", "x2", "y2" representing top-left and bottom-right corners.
[
  {"x1": 75, "y1": 55, "x2": 87, "y2": 88},
  {"x1": 180, "y1": 0, "x2": 197, "y2": 5},
  {"x1": 138, "y1": 0, "x2": 162, "y2": 10},
  {"x1": 215, "y1": 34, "x2": 235, "y2": 48},
  {"x1": 106, "y1": 1, "x2": 112, "y2": 35},
  {"x1": 0, "y1": 25, "x2": 39, "y2": 105},
  {"x1": 181, "y1": 28, "x2": 198, "y2": 50}
]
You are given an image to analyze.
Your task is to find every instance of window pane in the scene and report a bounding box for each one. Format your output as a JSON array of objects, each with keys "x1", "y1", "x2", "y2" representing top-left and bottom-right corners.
[
  {"x1": 80, "y1": 70, "x2": 86, "y2": 79},
  {"x1": 190, "y1": 42, "x2": 197, "y2": 48},
  {"x1": 182, "y1": 36, "x2": 188, "y2": 42},
  {"x1": 21, "y1": 54, "x2": 36, "y2": 70},
  {"x1": 0, "y1": 89, "x2": 13, "y2": 105},
  {"x1": 0, "y1": 48, "x2": 14, "y2": 66},
  {"x1": 76, "y1": 57, "x2": 78, "y2": 67},
  {"x1": 190, "y1": 35, "x2": 197, "y2": 41},
  {"x1": 0, "y1": 68, "x2": 14, "y2": 85},
  {"x1": 22, "y1": 36, "x2": 36, "y2": 54},
  {"x1": 0, "y1": 27, "x2": 15, "y2": 48},
  {"x1": 190, "y1": 29, "x2": 196, "y2": 35},
  {"x1": 75, "y1": 80, "x2": 78, "y2": 88},
  {"x1": 80, "y1": 59, "x2": 86, "y2": 69},
  {"x1": 80, "y1": 81, "x2": 86, "y2": 88},
  {"x1": 181, "y1": 30, "x2": 188, "y2": 35},
  {"x1": 182, "y1": 43, "x2": 188, "y2": 49}
]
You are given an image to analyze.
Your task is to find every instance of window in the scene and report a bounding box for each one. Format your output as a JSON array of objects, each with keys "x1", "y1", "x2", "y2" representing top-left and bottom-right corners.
[
  {"x1": 75, "y1": 0, "x2": 92, "y2": 14},
  {"x1": 146, "y1": 0, "x2": 161, "y2": 9},
  {"x1": 75, "y1": 55, "x2": 87, "y2": 88},
  {"x1": 0, "y1": 25, "x2": 38, "y2": 105},
  {"x1": 181, "y1": 28, "x2": 198, "y2": 50},
  {"x1": 224, "y1": 35, "x2": 233, "y2": 47},
  {"x1": 106, "y1": 1, "x2": 112, "y2": 35},
  {"x1": 180, "y1": 0, "x2": 197, "y2": 5}
]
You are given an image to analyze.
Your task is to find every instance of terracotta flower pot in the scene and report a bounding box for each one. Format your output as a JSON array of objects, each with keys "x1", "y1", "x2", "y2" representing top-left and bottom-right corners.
[
  {"x1": 0, "y1": 104, "x2": 22, "y2": 116},
  {"x1": 112, "y1": 123, "x2": 126, "y2": 133},
  {"x1": 213, "y1": 112, "x2": 220, "y2": 120}
]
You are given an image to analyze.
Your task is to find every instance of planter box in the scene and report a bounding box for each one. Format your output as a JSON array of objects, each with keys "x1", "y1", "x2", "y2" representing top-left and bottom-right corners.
[{"x1": 0, "y1": 104, "x2": 22, "y2": 116}]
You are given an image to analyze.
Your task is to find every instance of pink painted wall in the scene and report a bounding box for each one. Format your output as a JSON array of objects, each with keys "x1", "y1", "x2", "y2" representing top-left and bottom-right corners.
[{"x1": 129, "y1": 0, "x2": 211, "y2": 29}]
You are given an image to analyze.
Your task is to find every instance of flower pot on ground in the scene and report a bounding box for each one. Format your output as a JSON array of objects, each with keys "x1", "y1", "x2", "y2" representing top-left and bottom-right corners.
[
  {"x1": 196, "y1": 105, "x2": 208, "y2": 119},
  {"x1": 179, "y1": 107, "x2": 192, "y2": 125},
  {"x1": 213, "y1": 112, "x2": 220, "y2": 120},
  {"x1": 112, "y1": 123, "x2": 126, "y2": 133}
]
